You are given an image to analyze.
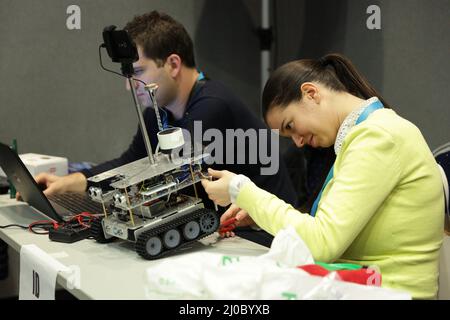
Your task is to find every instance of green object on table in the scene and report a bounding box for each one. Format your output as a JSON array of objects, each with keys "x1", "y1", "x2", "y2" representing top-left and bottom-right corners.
[
  {"x1": 8, "y1": 139, "x2": 17, "y2": 199},
  {"x1": 316, "y1": 261, "x2": 363, "y2": 271}
]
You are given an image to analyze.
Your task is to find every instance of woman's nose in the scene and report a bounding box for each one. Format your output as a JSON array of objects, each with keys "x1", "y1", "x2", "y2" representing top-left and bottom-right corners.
[{"x1": 292, "y1": 134, "x2": 305, "y2": 148}]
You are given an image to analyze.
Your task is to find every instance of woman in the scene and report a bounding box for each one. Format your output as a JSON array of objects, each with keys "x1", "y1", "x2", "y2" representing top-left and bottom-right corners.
[{"x1": 201, "y1": 53, "x2": 444, "y2": 299}]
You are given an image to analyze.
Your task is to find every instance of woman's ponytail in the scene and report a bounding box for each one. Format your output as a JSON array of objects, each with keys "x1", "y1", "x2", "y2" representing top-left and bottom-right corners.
[
  {"x1": 320, "y1": 53, "x2": 391, "y2": 108},
  {"x1": 262, "y1": 53, "x2": 390, "y2": 120}
]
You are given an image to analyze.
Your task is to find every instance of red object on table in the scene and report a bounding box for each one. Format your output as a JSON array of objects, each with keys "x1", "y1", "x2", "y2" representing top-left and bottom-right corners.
[
  {"x1": 297, "y1": 264, "x2": 382, "y2": 286},
  {"x1": 219, "y1": 217, "x2": 237, "y2": 236}
]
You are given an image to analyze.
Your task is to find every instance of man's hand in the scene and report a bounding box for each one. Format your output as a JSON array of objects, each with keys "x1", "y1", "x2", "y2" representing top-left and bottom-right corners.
[
  {"x1": 36, "y1": 172, "x2": 87, "y2": 196},
  {"x1": 219, "y1": 204, "x2": 256, "y2": 238},
  {"x1": 201, "y1": 168, "x2": 236, "y2": 207},
  {"x1": 16, "y1": 172, "x2": 87, "y2": 200}
]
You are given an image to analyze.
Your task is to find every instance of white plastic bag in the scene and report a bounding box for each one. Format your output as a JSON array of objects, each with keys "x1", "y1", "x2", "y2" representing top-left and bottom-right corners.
[{"x1": 144, "y1": 227, "x2": 410, "y2": 300}]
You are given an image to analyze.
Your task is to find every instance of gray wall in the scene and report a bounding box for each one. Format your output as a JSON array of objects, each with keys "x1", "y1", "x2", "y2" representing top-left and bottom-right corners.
[
  {"x1": 275, "y1": 0, "x2": 450, "y2": 151},
  {"x1": 0, "y1": 0, "x2": 261, "y2": 163},
  {"x1": 0, "y1": 0, "x2": 448, "y2": 164}
]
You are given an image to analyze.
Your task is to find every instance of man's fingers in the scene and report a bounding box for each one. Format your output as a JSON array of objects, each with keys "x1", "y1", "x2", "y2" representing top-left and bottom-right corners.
[
  {"x1": 42, "y1": 183, "x2": 58, "y2": 196},
  {"x1": 34, "y1": 172, "x2": 50, "y2": 184},
  {"x1": 15, "y1": 192, "x2": 22, "y2": 201}
]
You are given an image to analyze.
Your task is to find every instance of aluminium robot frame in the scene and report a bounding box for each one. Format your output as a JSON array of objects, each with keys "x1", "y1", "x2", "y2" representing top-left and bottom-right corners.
[{"x1": 87, "y1": 78, "x2": 219, "y2": 260}]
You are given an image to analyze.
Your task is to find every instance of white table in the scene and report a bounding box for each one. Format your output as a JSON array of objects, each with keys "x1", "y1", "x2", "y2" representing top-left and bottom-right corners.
[{"x1": 0, "y1": 195, "x2": 269, "y2": 299}]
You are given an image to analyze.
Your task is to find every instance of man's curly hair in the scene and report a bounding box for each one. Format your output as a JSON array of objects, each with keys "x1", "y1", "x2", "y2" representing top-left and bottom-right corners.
[{"x1": 125, "y1": 11, "x2": 196, "y2": 68}]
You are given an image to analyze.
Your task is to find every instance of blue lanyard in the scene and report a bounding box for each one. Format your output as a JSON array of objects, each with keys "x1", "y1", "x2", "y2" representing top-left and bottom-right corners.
[
  {"x1": 197, "y1": 71, "x2": 205, "y2": 81},
  {"x1": 310, "y1": 99, "x2": 384, "y2": 217}
]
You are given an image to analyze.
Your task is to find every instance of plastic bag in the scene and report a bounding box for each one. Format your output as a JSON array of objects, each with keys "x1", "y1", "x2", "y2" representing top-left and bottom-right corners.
[{"x1": 144, "y1": 227, "x2": 410, "y2": 300}]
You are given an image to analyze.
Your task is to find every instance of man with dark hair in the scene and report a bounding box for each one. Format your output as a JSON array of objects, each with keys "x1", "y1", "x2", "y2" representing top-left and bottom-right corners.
[
  {"x1": 33, "y1": 11, "x2": 297, "y2": 233},
  {"x1": 125, "y1": 11, "x2": 196, "y2": 68}
]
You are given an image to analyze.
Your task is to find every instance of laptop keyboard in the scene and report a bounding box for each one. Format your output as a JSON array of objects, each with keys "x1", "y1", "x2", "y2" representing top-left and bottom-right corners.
[{"x1": 48, "y1": 192, "x2": 104, "y2": 214}]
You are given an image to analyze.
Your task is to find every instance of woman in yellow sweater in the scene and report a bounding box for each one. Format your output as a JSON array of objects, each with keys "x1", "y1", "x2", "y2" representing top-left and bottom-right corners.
[{"x1": 201, "y1": 53, "x2": 444, "y2": 299}]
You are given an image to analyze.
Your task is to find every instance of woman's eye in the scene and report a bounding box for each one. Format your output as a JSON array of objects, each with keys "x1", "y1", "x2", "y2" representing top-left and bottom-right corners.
[{"x1": 286, "y1": 122, "x2": 293, "y2": 131}]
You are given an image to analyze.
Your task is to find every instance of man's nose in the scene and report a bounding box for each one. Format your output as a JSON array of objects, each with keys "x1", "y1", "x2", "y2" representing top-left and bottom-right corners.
[
  {"x1": 292, "y1": 134, "x2": 305, "y2": 148},
  {"x1": 125, "y1": 79, "x2": 140, "y2": 91}
]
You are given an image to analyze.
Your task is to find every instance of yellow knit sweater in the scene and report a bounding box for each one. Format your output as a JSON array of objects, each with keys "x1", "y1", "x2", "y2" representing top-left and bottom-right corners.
[{"x1": 236, "y1": 109, "x2": 444, "y2": 299}]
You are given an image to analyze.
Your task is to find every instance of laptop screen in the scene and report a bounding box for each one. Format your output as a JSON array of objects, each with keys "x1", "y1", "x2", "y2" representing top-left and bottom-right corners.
[{"x1": 0, "y1": 142, "x2": 64, "y2": 222}]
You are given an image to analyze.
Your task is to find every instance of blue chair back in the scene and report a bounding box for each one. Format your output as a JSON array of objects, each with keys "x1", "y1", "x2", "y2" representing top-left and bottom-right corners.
[{"x1": 434, "y1": 143, "x2": 450, "y2": 216}]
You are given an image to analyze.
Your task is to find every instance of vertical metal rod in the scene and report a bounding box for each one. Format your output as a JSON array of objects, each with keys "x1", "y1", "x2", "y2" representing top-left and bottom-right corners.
[
  {"x1": 189, "y1": 163, "x2": 198, "y2": 199},
  {"x1": 128, "y1": 78, "x2": 155, "y2": 165},
  {"x1": 101, "y1": 200, "x2": 107, "y2": 218},
  {"x1": 124, "y1": 188, "x2": 135, "y2": 226},
  {"x1": 211, "y1": 174, "x2": 218, "y2": 212},
  {"x1": 139, "y1": 206, "x2": 145, "y2": 221}
]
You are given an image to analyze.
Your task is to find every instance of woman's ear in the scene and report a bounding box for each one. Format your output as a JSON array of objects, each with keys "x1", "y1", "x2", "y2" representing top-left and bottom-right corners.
[
  {"x1": 165, "y1": 54, "x2": 182, "y2": 78},
  {"x1": 300, "y1": 82, "x2": 321, "y2": 104}
]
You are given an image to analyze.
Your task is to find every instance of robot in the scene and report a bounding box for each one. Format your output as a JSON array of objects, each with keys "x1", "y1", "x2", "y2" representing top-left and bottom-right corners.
[
  {"x1": 87, "y1": 148, "x2": 219, "y2": 260},
  {"x1": 90, "y1": 26, "x2": 219, "y2": 260}
]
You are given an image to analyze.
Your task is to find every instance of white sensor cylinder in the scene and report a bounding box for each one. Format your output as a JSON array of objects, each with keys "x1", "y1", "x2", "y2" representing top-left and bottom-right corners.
[{"x1": 157, "y1": 127, "x2": 184, "y2": 152}]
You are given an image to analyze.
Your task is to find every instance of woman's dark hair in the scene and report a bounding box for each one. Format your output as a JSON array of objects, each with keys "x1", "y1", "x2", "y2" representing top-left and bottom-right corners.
[
  {"x1": 125, "y1": 11, "x2": 196, "y2": 68},
  {"x1": 262, "y1": 53, "x2": 390, "y2": 120},
  {"x1": 264, "y1": 53, "x2": 390, "y2": 213}
]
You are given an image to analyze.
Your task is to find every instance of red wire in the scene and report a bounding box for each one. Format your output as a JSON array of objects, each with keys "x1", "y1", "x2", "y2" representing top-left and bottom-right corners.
[
  {"x1": 28, "y1": 220, "x2": 57, "y2": 234},
  {"x1": 28, "y1": 212, "x2": 97, "y2": 234}
]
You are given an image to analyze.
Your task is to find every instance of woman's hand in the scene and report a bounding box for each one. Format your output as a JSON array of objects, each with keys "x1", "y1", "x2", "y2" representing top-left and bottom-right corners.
[
  {"x1": 219, "y1": 204, "x2": 255, "y2": 238},
  {"x1": 201, "y1": 168, "x2": 236, "y2": 207}
]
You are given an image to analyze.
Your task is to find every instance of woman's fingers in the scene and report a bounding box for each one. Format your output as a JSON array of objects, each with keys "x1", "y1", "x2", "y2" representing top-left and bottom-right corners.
[
  {"x1": 201, "y1": 168, "x2": 236, "y2": 208},
  {"x1": 219, "y1": 230, "x2": 236, "y2": 238},
  {"x1": 220, "y1": 204, "x2": 240, "y2": 224},
  {"x1": 207, "y1": 168, "x2": 224, "y2": 179},
  {"x1": 235, "y1": 209, "x2": 247, "y2": 220},
  {"x1": 200, "y1": 179, "x2": 209, "y2": 189}
]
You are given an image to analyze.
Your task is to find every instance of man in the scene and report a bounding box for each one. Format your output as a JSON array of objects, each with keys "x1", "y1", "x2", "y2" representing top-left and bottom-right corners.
[{"x1": 34, "y1": 11, "x2": 297, "y2": 218}]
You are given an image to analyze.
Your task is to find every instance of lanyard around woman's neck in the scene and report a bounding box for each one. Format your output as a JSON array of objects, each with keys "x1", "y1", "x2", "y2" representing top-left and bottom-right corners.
[{"x1": 310, "y1": 99, "x2": 384, "y2": 217}]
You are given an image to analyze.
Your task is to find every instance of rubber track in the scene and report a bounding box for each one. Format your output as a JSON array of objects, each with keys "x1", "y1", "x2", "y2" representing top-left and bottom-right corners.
[{"x1": 135, "y1": 208, "x2": 219, "y2": 260}]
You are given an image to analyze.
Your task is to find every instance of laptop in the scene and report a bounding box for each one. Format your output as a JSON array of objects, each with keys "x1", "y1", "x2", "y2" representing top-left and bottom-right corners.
[{"x1": 0, "y1": 142, "x2": 103, "y2": 222}]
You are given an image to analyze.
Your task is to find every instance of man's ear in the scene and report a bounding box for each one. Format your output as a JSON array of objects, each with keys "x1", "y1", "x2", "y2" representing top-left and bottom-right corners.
[
  {"x1": 300, "y1": 82, "x2": 321, "y2": 104},
  {"x1": 165, "y1": 54, "x2": 182, "y2": 78}
]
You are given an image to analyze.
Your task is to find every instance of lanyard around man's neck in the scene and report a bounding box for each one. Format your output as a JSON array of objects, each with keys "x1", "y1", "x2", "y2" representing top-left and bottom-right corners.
[
  {"x1": 310, "y1": 99, "x2": 384, "y2": 217},
  {"x1": 160, "y1": 71, "x2": 206, "y2": 128}
]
